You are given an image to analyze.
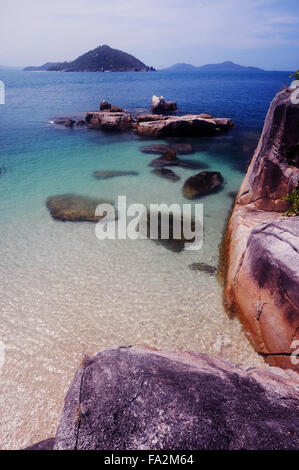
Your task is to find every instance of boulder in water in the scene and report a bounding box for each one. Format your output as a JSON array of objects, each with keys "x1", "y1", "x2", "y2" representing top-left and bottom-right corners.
[
  {"x1": 183, "y1": 171, "x2": 224, "y2": 199},
  {"x1": 46, "y1": 194, "x2": 115, "y2": 222},
  {"x1": 151, "y1": 95, "x2": 177, "y2": 114}
]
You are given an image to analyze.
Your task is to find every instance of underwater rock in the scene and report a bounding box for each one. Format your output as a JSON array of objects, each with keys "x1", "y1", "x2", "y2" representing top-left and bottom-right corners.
[
  {"x1": 183, "y1": 171, "x2": 224, "y2": 199},
  {"x1": 93, "y1": 170, "x2": 138, "y2": 179},
  {"x1": 188, "y1": 262, "x2": 217, "y2": 275},
  {"x1": 151, "y1": 168, "x2": 181, "y2": 182},
  {"x1": 140, "y1": 143, "x2": 193, "y2": 155},
  {"x1": 140, "y1": 144, "x2": 170, "y2": 154},
  {"x1": 171, "y1": 143, "x2": 194, "y2": 154},
  {"x1": 46, "y1": 194, "x2": 115, "y2": 222},
  {"x1": 138, "y1": 210, "x2": 199, "y2": 252},
  {"x1": 149, "y1": 149, "x2": 179, "y2": 167}
]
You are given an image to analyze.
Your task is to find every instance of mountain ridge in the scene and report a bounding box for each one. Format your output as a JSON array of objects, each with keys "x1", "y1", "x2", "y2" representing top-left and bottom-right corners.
[{"x1": 160, "y1": 60, "x2": 264, "y2": 72}]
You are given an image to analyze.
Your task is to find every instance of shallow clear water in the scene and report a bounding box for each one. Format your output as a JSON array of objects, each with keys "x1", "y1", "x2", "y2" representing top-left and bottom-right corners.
[{"x1": 0, "y1": 70, "x2": 290, "y2": 449}]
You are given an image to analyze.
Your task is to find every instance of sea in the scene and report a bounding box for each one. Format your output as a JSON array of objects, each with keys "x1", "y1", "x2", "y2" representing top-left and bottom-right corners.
[{"x1": 0, "y1": 69, "x2": 290, "y2": 449}]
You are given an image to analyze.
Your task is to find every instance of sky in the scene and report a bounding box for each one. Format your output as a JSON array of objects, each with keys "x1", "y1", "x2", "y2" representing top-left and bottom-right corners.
[{"x1": 0, "y1": 0, "x2": 298, "y2": 70}]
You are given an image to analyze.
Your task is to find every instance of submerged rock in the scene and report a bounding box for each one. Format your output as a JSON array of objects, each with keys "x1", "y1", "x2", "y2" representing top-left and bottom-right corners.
[
  {"x1": 29, "y1": 346, "x2": 299, "y2": 450},
  {"x1": 151, "y1": 95, "x2": 177, "y2": 114},
  {"x1": 138, "y1": 210, "x2": 199, "y2": 252},
  {"x1": 140, "y1": 143, "x2": 193, "y2": 155},
  {"x1": 46, "y1": 194, "x2": 115, "y2": 222},
  {"x1": 189, "y1": 262, "x2": 217, "y2": 275},
  {"x1": 183, "y1": 171, "x2": 224, "y2": 199},
  {"x1": 140, "y1": 144, "x2": 170, "y2": 154},
  {"x1": 93, "y1": 170, "x2": 138, "y2": 179},
  {"x1": 179, "y1": 159, "x2": 208, "y2": 170},
  {"x1": 151, "y1": 168, "x2": 181, "y2": 182},
  {"x1": 171, "y1": 143, "x2": 194, "y2": 154},
  {"x1": 149, "y1": 149, "x2": 179, "y2": 167}
]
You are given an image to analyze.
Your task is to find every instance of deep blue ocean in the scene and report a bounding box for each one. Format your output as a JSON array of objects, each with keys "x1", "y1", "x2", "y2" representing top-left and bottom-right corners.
[{"x1": 0, "y1": 69, "x2": 292, "y2": 448}]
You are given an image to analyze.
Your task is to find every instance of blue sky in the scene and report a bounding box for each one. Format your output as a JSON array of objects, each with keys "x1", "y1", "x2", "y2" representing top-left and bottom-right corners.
[{"x1": 0, "y1": 0, "x2": 298, "y2": 70}]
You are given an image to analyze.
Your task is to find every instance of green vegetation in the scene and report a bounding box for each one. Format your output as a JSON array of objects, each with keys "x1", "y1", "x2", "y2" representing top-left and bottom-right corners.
[
  {"x1": 282, "y1": 188, "x2": 299, "y2": 216},
  {"x1": 289, "y1": 70, "x2": 299, "y2": 81}
]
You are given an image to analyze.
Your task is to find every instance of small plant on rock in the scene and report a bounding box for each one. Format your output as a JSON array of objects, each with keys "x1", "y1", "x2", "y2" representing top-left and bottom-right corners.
[
  {"x1": 289, "y1": 70, "x2": 299, "y2": 81},
  {"x1": 282, "y1": 188, "x2": 299, "y2": 216}
]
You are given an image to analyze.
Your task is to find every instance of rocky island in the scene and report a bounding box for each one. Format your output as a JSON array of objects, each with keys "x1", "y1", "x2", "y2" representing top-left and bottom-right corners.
[{"x1": 24, "y1": 44, "x2": 155, "y2": 72}]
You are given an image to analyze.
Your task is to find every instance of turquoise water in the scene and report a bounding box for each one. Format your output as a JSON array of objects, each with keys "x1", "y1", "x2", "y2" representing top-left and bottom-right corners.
[{"x1": 0, "y1": 70, "x2": 290, "y2": 448}]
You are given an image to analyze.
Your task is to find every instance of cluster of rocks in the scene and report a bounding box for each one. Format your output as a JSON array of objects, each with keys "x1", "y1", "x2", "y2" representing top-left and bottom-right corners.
[
  {"x1": 26, "y1": 346, "x2": 299, "y2": 450},
  {"x1": 84, "y1": 96, "x2": 234, "y2": 137},
  {"x1": 47, "y1": 96, "x2": 226, "y2": 253},
  {"x1": 140, "y1": 146, "x2": 224, "y2": 197}
]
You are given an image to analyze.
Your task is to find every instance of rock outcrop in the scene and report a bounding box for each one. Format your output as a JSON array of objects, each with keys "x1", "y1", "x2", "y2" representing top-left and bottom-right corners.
[
  {"x1": 183, "y1": 171, "x2": 224, "y2": 199},
  {"x1": 151, "y1": 95, "x2": 177, "y2": 114},
  {"x1": 46, "y1": 194, "x2": 115, "y2": 222},
  {"x1": 136, "y1": 115, "x2": 233, "y2": 138},
  {"x1": 86, "y1": 111, "x2": 132, "y2": 132},
  {"x1": 225, "y1": 84, "x2": 299, "y2": 371},
  {"x1": 27, "y1": 346, "x2": 299, "y2": 450},
  {"x1": 99, "y1": 100, "x2": 123, "y2": 112}
]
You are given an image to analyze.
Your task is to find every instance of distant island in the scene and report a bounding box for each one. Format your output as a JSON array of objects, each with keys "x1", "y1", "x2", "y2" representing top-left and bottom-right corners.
[
  {"x1": 160, "y1": 61, "x2": 264, "y2": 73},
  {"x1": 24, "y1": 45, "x2": 155, "y2": 72}
]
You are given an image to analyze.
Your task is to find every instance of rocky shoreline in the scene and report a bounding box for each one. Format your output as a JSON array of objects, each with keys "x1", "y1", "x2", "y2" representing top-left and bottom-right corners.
[{"x1": 224, "y1": 83, "x2": 299, "y2": 372}]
